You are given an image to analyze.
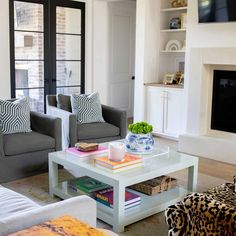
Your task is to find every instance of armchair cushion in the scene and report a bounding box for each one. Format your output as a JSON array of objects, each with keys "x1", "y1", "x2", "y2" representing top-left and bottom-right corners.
[
  {"x1": 3, "y1": 131, "x2": 55, "y2": 156},
  {"x1": 57, "y1": 94, "x2": 72, "y2": 112},
  {"x1": 77, "y1": 122, "x2": 119, "y2": 140},
  {"x1": 0, "y1": 98, "x2": 31, "y2": 134}
]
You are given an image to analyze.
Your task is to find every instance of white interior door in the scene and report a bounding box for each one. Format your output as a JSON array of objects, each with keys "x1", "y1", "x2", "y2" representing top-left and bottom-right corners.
[{"x1": 108, "y1": 3, "x2": 136, "y2": 118}]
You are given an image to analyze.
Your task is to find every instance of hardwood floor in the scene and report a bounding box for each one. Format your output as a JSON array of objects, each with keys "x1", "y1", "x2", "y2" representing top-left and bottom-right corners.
[{"x1": 154, "y1": 136, "x2": 236, "y2": 182}]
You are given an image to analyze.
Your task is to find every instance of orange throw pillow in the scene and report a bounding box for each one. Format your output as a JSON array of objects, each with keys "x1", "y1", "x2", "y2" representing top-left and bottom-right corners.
[{"x1": 10, "y1": 216, "x2": 107, "y2": 236}]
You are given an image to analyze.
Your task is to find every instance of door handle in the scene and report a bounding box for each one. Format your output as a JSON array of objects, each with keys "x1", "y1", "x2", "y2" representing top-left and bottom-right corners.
[{"x1": 131, "y1": 76, "x2": 135, "y2": 80}]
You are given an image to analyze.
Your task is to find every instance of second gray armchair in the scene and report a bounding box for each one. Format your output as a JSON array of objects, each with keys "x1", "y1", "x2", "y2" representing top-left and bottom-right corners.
[{"x1": 46, "y1": 95, "x2": 127, "y2": 148}]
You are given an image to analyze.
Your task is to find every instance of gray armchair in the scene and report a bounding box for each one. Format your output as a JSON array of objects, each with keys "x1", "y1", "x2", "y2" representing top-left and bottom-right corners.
[
  {"x1": 0, "y1": 111, "x2": 61, "y2": 183},
  {"x1": 46, "y1": 95, "x2": 127, "y2": 147}
]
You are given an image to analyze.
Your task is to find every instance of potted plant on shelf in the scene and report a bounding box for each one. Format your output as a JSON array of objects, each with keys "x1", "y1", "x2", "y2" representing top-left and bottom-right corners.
[{"x1": 125, "y1": 122, "x2": 154, "y2": 153}]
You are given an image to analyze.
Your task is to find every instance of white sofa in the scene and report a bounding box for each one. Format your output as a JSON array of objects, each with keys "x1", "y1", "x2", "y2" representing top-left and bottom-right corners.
[{"x1": 0, "y1": 186, "x2": 116, "y2": 236}]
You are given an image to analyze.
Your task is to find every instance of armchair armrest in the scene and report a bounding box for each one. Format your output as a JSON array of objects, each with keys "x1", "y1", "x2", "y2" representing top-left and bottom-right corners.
[
  {"x1": 0, "y1": 129, "x2": 5, "y2": 158},
  {"x1": 47, "y1": 105, "x2": 77, "y2": 149},
  {"x1": 30, "y1": 111, "x2": 62, "y2": 151},
  {"x1": 0, "y1": 196, "x2": 97, "y2": 236},
  {"x1": 102, "y1": 105, "x2": 127, "y2": 139}
]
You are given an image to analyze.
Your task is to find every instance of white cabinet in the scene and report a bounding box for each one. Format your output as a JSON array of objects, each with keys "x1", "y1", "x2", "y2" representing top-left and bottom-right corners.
[
  {"x1": 147, "y1": 87, "x2": 164, "y2": 133},
  {"x1": 147, "y1": 86, "x2": 184, "y2": 138}
]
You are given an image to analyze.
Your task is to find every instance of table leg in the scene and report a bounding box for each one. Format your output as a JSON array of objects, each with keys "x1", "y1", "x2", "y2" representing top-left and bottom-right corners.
[
  {"x1": 188, "y1": 162, "x2": 198, "y2": 192},
  {"x1": 49, "y1": 158, "x2": 59, "y2": 197},
  {"x1": 113, "y1": 183, "x2": 125, "y2": 233}
]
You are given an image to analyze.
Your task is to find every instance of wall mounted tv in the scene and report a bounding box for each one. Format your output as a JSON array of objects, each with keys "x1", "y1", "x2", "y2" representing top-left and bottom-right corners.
[{"x1": 198, "y1": 0, "x2": 236, "y2": 23}]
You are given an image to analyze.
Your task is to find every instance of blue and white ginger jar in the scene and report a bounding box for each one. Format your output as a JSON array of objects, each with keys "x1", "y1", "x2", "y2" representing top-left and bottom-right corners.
[{"x1": 125, "y1": 132, "x2": 154, "y2": 153}]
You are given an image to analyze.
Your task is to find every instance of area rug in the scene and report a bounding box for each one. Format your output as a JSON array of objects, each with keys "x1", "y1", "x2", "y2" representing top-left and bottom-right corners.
[{"x1": 2, "y1": 168, "x2": 228, "y2": 236}]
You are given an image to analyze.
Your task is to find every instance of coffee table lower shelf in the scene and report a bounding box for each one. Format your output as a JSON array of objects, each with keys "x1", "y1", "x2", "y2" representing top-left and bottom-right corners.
[{"x1": 52, "y1": 183, "x2": 188, "y2": 228}]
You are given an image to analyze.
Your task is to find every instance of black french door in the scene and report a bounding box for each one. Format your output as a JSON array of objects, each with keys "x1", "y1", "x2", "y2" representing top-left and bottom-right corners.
[{"x1": 9, "y1": 0, "x2": 85, "y2": 113}]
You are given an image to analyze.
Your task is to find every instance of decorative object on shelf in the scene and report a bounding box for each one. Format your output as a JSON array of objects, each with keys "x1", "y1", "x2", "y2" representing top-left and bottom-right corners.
[
  {"x1": 163, "y1": 73, "x2": 175, "y2": 85},
  {"x1": 171, "y1": 0, "x2": 187, "y2": 8},
  {"x1": 174, "y1": 71, "x2": 184, "y2": 85},
  {"x1": 129, "y1": 175, "x2": 178, "y2": 196},
  {"x1": 181, "y1": 13, "x2": 187, "y2": 29},
  {"x1": 175, "y1": 57, "x2": 185, "y2": 72},
  {"x1": 179, "y1": 73, "x2": 184, "y2": 85},
  {"x1": 165, "y1": 39, "x2": 182, "y2": 51},
  {"x1": 125, "y1": 122, "x2": 154, "y2": 153},
  {"x1": 108, "y1": 141, "x2": 125, "y2": 162},
  {"x1": 169, "y1": 17, "x2": 181, "y2": 29}
]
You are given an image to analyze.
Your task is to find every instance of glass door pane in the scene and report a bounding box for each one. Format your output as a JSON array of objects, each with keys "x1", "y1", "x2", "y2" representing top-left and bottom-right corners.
[
  {"x1": 13, "y1": 1, "x2": 44, "y2": 113},
  {"x1": 56, "y1": 6, "x2": 82, "y2": 95}
]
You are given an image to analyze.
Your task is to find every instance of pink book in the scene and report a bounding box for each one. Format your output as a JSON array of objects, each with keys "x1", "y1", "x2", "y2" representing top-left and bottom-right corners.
[{"x1": 66, "y1": 146, "x2": 108, "y2": 158}]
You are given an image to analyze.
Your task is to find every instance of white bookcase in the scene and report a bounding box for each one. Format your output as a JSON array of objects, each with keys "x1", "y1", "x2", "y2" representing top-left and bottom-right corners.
[
  {"x1": 146, "y1": 1, "x2": 188, "y2": 138},
  {"x1": 158, "y1": 1, "x2": 188, "y2": 84}
]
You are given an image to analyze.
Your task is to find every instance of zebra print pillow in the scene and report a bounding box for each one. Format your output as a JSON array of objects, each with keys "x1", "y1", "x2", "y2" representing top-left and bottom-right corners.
[
  {"x1": 71, "y1": 92, "x2": 104, "y2": 124},
  {"x1": 0, "y1": 97, "x2": 32, "y2": 134}
]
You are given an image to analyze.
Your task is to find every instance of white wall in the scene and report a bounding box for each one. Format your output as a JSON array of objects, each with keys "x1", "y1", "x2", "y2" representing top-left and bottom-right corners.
[
  {"x1": 134, "y1": 0, "x2": 160, "y2": 122},
  {"x1": 187, "y1": 0, "x2": 236, "y2": 48},
  {"x1": 183, "y1": 0, "x2": 236, "y2": 132},
  {"x1": 93, "y1": 1, "x2": 109, "y2": 104},
  {"x1": 0, "y1": 0, "x2": 11, "y2": 99}
]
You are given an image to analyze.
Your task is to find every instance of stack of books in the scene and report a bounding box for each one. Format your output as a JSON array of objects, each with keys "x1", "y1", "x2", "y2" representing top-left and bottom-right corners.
[
  {"x1": 66, "y1": 146, "x2": 108, "y2": 158},
  {"x1": 68, "y1": 176, "x2": 109, "y2": 196},
  {"x1": 95, "y1": 187, "x2": 141, "y2": 209},
  {"x1": 94, "y1": 154, "x2": 143, "y2": 173}
]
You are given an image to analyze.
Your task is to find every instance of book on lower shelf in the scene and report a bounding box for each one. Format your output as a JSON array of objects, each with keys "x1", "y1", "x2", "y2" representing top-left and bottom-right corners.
[
  {"x1": 95, "y1": 187, "x2": 141, "y2": 209},
  {"x1": 66, "y1": 146, "x2": 108, "y2": 158},
  {"x1": 94, "y1": 154, "x2": 143, "y2": 173},
  {"x1": 67, "y1": 176, "x2": 109, "y2": 194}
]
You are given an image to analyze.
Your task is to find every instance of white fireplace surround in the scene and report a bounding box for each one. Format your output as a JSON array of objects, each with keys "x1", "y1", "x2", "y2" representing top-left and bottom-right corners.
[{"x1": 179, "y1": 48, "x2": 236, "y2": 165}]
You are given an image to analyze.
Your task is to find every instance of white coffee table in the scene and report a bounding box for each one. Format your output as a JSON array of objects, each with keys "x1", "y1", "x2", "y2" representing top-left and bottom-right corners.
[{"x1": 48, "y1": 145, "x2": 198, "y2": 233}]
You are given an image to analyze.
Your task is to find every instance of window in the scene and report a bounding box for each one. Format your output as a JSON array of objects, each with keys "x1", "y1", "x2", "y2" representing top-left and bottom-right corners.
[{"x1": 10, "y1": 0, "x2": 85, "y2": 112}]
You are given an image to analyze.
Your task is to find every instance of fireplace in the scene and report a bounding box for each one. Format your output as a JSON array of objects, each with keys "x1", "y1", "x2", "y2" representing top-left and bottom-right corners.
[
  {"x1": 179, "y1": 47, "x2": 236, "y2": 165},
  {"x1": 211, "y1": 70, "x2": 236, "y2": 133}
]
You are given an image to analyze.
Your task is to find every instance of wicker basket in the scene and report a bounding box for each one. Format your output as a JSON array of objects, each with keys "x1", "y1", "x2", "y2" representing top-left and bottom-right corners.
[{"x1": 129, "y1": 175, "x2": 177, "y2": 196}]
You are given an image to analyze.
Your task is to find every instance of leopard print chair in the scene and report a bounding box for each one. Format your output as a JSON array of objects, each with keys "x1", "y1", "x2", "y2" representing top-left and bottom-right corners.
[{"x1": 165, "y1": 192, "x2": 236, "y2": 236}]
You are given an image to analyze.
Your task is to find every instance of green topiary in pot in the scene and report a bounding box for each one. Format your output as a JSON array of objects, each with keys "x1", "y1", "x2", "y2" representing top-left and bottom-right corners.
[
  {"x1": 125, "y1": 122, "x2": 154, "y2": 153},
  {"x1": 128, "y1": 121, "x2": 153, "y2": 134}
]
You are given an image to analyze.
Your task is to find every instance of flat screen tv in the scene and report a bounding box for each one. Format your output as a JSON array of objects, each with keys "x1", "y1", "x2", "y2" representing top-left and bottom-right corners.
[{"x1": 198, "y1": 0, "x2": 236, "y2": 23}]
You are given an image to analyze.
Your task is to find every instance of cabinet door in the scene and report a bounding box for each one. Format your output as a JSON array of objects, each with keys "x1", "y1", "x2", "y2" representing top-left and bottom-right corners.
[
  {"x1": 164, "y1": 90, "x2": 184, "y2": 137},
  {"x1": 147, "y1": 87, "x2": 164, "y2": 133}
]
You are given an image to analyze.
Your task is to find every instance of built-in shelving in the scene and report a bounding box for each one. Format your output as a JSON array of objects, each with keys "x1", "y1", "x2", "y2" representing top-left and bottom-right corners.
[
  {"x1": 160, "y1": 29, "x2": 186, "y2": 33},
  {"x1": 160, "y1": 50, "x2": 185, "y2": 53},
  {"x1": 144, "y1": 83, "x2": 184, "y2": 89},
  {"x1": 160, "y1": 6, "x2": 187, "y2": 12},
  {"x1": 146, "y1": 1, "x2": 187, "y2": 139}
]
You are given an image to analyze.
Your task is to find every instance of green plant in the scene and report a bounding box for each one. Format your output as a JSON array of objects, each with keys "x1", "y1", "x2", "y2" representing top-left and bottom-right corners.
[{"x1": 128, "y1": 122, "x2": 153, "y2": 134}]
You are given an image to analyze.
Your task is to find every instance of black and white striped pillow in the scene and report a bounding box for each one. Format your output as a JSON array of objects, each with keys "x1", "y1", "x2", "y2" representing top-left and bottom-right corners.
[
  {"x1": 0, "y1": 97, "x2": 32, "y2": 134},
  {"x1": 71, "y1": 92, "x2": 104, "y2": 124}
]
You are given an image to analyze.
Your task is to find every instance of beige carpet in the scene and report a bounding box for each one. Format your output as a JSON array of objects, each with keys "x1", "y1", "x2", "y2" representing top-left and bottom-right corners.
[{"x1": 2, "y1": 137, "x2": 230, "y2": 236}]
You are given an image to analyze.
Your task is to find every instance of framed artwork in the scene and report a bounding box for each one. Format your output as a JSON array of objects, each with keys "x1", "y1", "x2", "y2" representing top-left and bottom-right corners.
[
  {"x1": 181, "y1": 13, "x2": 187, "y2": 29},
  {"x1": 163, "y1": 74, "x2": 175, "y2": 85},
  {"x1": 175, "y1": 58, "x2": 185, "y2": 73}
]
